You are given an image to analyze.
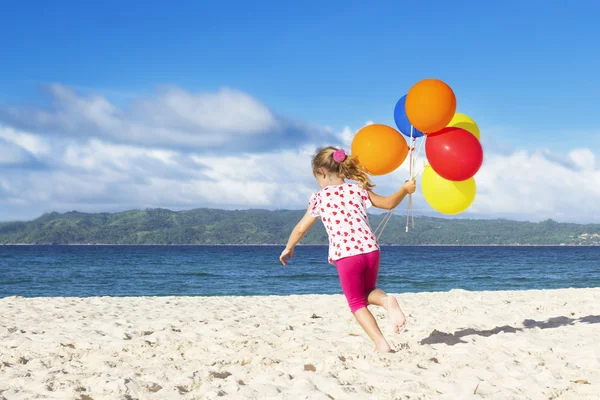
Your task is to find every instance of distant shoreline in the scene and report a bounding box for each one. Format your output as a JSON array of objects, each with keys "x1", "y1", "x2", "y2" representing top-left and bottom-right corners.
[{"x1": 3, "y1": 208, "x2": 598, "y2": 246}]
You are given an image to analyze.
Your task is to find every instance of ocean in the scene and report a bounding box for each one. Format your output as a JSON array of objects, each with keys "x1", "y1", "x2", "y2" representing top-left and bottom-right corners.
[{"x1": 0, "y1": 245, "x2": 598, "y2": 298}]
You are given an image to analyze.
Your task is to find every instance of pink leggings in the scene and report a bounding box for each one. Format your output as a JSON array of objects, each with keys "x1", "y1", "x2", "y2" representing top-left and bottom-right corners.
[{"x1": 335, "y1": 250, "x2": 380, "y2": 313}]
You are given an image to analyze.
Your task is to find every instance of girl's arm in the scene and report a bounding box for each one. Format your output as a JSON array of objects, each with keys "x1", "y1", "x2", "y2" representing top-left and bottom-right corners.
[
  {"x1": 368, "y1": 180, "x2": 416, "y2": 210},
  {"x1": 280, "y1": 206, "x2": 317, "y2": 265}
]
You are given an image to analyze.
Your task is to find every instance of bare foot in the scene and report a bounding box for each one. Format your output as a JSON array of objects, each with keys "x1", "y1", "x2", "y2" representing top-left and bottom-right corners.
[
  {"x1": 385, "y1": 296, "x2": 406, "y2": 334},
  {"x1": 374, "y1": 338, "x2": 392, "y2": 353}
]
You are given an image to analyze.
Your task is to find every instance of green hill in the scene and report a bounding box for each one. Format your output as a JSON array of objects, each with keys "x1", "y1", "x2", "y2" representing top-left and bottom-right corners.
[{"x1": 0, "y1": 208, "x2": 599, "y2": 245}]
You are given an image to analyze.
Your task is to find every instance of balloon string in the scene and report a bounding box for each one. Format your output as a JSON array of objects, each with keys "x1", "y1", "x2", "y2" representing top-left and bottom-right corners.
[
  {"x1": 407, "y1": 160, "x2": 430, "y2": 229},
  {"x1": 412, "y1": 135, "x2": 426, "y2": 171},
  {"x1": 410, "y1": 190, "x2": 416, "y2": 229},
  {"x1": 374, "y1": 209, "x2": 389, "y2": 236},
  {"x1": 414, "y1": 162, "x2": 427, "y2": 179},
  {"x1": 406, "y1": 133, "x2": 427, "y2": 231},
  {"x1": 375, "y1": 209, "x2": 394, "y2": 241},
  {"x1": 409, "y1": 190, "x2": 414, "y2": 228},
  {"x1": 409, "y1": 126, "x2": 414, "y2": 177},
  {"x1": 376, "y1": 126, "x2": 419, "y2": 239},
  {"x1": 406, "y1": 130, "x2": 415, "y2": 233},
  {"x1": 407, "y1": 195, "x2": 413, "y2": 232}
]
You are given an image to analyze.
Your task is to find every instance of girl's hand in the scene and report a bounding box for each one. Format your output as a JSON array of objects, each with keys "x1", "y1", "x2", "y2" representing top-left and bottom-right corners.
[
  {"x1": 403, "y1": 179, "x2": 417, "y2": 194},
  {"x1": 279, "y1": 247, "x2": 294, "y2": 266}
]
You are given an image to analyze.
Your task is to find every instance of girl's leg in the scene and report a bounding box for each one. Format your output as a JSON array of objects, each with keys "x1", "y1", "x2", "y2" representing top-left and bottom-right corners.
[
  {"x1": 336, "y1": 254, "x2": 391, "y2": 352},
  {"x1": 353, "y1": 308, "x2": 391, "y2": 353},
  {"x1": 367, "y1": 288, "x2": 388, "y2": 306},
  {"x1": 384, "y1": 295, "x2": 407, "y2": 334},
  {"x1": 364, "y1": 251, "x2": 407, "y2": 334},
  {"x1": 366, "y1": 290, "x2": 406, "y2": 333}
]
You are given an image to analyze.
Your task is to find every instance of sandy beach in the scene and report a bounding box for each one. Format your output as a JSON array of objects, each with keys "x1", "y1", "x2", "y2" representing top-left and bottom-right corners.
[{"x1": 1, "y1": 288, "x2": 599, "y2": 400}]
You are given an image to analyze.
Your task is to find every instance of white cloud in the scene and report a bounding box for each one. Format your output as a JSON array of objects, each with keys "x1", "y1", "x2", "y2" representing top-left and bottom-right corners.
[
  {"x1": 0, "y1": 136, "x2": 326, "y2": 220},
  {"x1": 339, "y1": 126, "x2": 354, "y2": 148},
  {"x1": 0, "y1": 86, "x2": 599, "y2": 223},
  {"x1": 466, "y1": 148, "x2": 600, "y2": 222},
  {"x1": 0, "y1": 139, "x2": 35, "y2": 166},
  {"x1": 132, "y1": 87, "x2": 277, "y2": 135},
  {"x1": 569, "y1": 148, "x2": 596, "y2": 171},
  {"x1": 0, "y1": 125, "x2": 51, "y2": 156},
  {"x1": 0, "y1": 85, "x2": 334, "y2": 151},
  {"x1": 0, "y1": 133, "x2": 599, "y2": 222}
]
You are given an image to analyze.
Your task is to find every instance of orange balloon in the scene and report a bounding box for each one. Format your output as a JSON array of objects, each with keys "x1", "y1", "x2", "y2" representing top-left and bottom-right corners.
[
  {"x1": 351, "y1": 124, "x2": 408, "y2": 176},
  {"x1": 405, "y1": 79, "x2": 456, "y2": 133}
]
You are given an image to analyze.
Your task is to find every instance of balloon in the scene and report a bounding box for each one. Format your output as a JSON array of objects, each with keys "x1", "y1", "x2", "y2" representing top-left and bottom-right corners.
[
  {"x1": 351, "y1": 124, "x2": 408, "y2": 176},
  {"x1": 425, "y1": 127, "x2": 483, "y2": 181},
  {"x1": 447, "y1": 113, "x2": 480, "y2": 140},
  {"x1": 422, "y1": 165, "x2": 476, "y2": 214},
  {"x1": 393, "y1": 95, "x2": 425, "y2": 139},
  {"x1": 405, "y1": 79, "x2": 456, "y2": 133}
]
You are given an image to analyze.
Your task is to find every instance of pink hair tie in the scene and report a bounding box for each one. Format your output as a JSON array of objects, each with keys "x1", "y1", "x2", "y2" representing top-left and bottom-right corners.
[{"x1": 333, "y1": 148, "x2": 347, "y2": 163}]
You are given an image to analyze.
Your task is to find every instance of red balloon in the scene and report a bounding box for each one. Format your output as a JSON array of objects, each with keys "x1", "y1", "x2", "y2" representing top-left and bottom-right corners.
[{"x1": 425, "y1": 127, "x2": 483, "y2": 181}]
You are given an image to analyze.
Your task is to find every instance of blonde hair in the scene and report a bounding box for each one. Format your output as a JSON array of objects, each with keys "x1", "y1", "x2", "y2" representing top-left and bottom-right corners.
[{"x1": 311, "y1": 146, "x2": 375, "y2": 190}]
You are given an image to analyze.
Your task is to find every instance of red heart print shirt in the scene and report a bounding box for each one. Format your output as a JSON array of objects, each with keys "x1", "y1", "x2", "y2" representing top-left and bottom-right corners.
[{"x1": 308, "y1": 182, "x2": 380, "y2": 264}]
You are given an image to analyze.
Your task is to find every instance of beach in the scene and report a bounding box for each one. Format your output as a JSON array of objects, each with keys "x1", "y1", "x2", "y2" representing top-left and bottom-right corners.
[{"x1": 1, "y1": 288, "x2": 599, "y2": 400}]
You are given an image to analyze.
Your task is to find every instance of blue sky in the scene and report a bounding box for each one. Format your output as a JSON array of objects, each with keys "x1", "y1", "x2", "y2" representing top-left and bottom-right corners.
[{"x1": 0, "y1": 1, "x2": 599, "y2": 222}]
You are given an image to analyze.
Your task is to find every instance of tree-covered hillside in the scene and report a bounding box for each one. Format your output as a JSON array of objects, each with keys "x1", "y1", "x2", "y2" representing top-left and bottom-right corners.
[{"x1": 0, "y1": 208, "x2": 599, "y2": 245}]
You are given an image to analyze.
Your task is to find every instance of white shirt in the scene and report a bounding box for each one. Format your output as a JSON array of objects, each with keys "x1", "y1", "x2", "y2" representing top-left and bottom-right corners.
[{"x1": 308, "y1": 182, "x2": 380, "y2": 264}]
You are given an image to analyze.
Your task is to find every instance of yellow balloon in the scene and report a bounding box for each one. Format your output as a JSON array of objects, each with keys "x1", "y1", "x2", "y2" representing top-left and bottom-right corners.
[
  {"x1": 447, "y1": 113, "x2": 480, "y2": 140},
  {"x1": 422, "y1": 165, "x2": 476, "y2": 215}
]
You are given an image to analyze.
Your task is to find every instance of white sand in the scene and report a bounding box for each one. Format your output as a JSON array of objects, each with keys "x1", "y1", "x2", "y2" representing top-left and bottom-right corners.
[{"x1": 1, "y1": 288, "x2": 599, "y2": 400}]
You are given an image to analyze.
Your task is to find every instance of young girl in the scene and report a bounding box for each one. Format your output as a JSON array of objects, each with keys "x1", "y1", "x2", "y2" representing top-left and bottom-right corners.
[{"x1": 279, "y1": 146, "x2": 416, "y2": 353}]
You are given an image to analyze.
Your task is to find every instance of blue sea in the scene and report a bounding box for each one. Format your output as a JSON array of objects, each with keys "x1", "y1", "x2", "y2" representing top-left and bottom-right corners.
[{"x1": 0, "y1": 245, "x2": 598, "y2": 298}]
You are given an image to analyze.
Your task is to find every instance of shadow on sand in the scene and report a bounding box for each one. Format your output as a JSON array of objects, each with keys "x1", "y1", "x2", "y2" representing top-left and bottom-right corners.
[{"x1": 420, "y1": 315, "x2": 600, "y2": 346}]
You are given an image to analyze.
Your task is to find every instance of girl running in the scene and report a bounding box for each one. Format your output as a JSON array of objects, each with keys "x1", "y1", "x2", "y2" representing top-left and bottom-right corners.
[{"x1": 279, "y1": 146, "x2": 416, "y2": 353}]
